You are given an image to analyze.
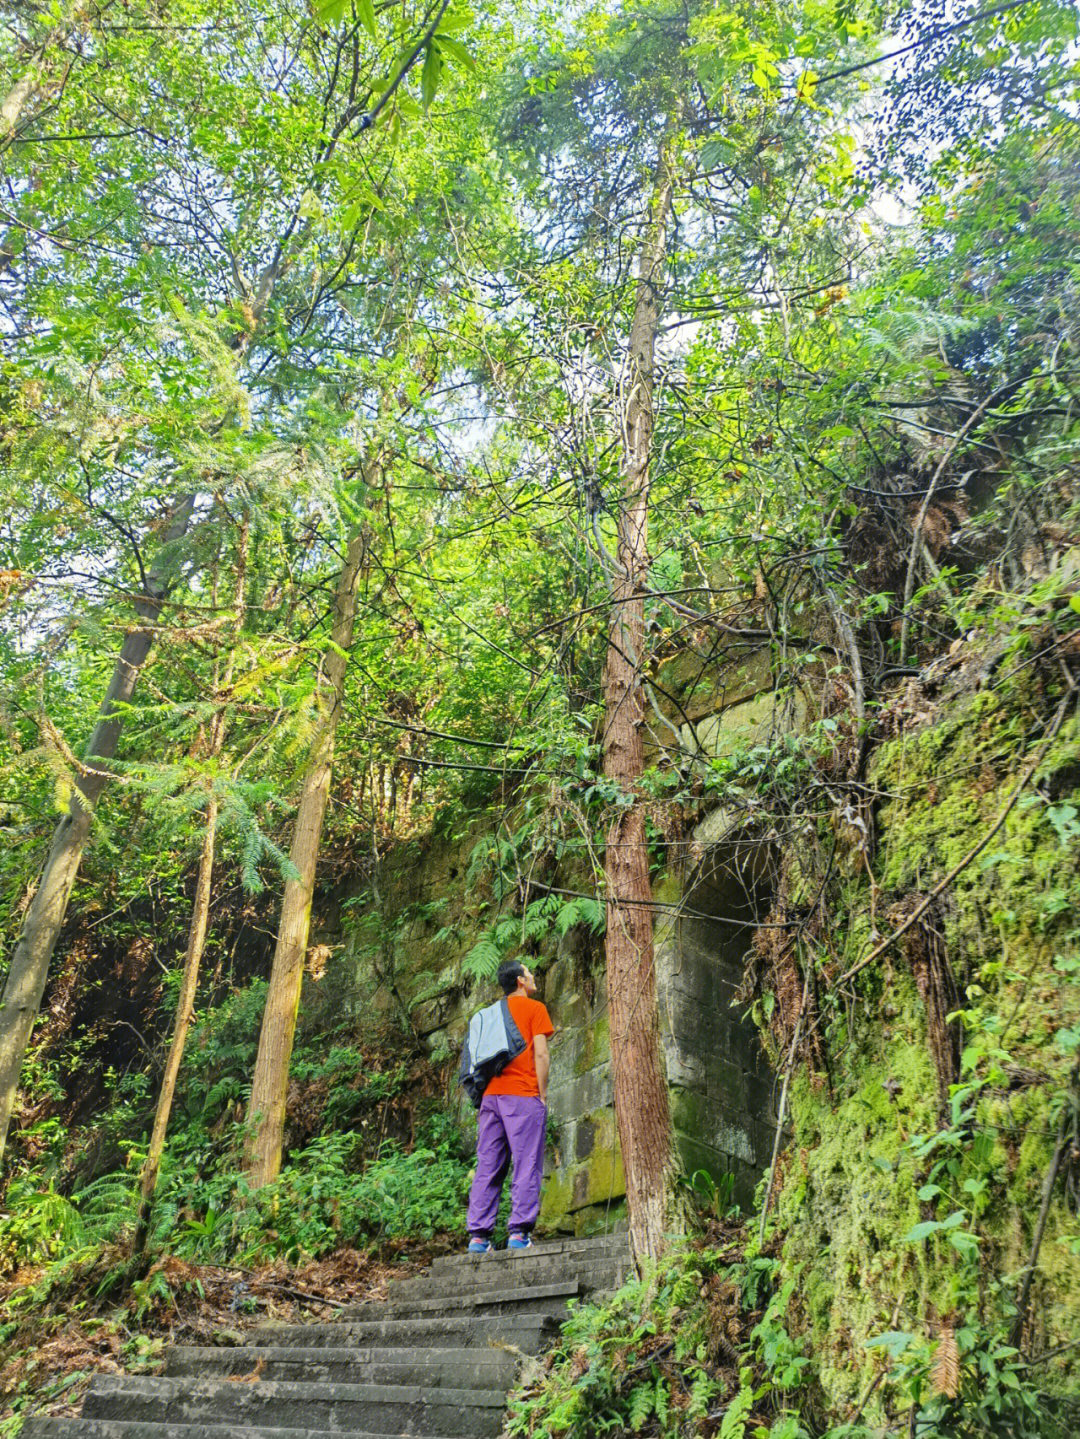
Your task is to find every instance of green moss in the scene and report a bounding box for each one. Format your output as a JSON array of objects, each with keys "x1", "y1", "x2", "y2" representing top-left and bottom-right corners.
[
  {"x1": 541, "y1": 1109, "x2": 625, "y2": 1230},
  {"x1": 573, "y1": 1010, "x2": 610, "y2": 1076},
  {"x1": 574, "y1": 1142, "x2": 625, "y2": 1208},
  {"x1": 669, "y1": 1084, "x2": 709, "y2": 1138},
  {"x1": 767, "y1": 685, "x2": 1080, "y2": 1416},
  {"x1": 540, "y1": 1168, "x2": 575, "y2": 1229},
  {"x1": 775, "y1": 994, "x2": 943, "y2": 1414}
]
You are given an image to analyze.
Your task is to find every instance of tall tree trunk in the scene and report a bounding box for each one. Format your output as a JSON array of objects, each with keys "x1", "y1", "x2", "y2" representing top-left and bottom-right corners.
[
  {"x1": 602, "y1": 128, "x2": 678, "y2": 1265},
  {"x1": 0, "y1": 498, "x2": 194, "y2": 1170},
  {"x1": 245, "y1": 526, "x2": 369, "y2": 1187},
  {"x1": 134, "y1": 518, "x2": 249, "y2": 1251}
]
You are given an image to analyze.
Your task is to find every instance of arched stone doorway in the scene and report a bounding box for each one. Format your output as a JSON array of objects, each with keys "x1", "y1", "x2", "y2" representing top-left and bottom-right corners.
[{"x1": 654, "y1": 812, "x2": 777, "y2": 1208}]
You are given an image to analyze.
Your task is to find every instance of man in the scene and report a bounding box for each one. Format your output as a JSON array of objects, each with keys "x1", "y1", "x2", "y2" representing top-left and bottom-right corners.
[{"x1": 466, "y1": 959, "x2": 554, "y2": 1253}]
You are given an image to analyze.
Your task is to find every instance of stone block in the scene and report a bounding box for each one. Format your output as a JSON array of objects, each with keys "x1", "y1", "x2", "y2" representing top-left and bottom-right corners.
[{"x1": 548, "y1": 1064, "x2": 612, "y2": 1122}]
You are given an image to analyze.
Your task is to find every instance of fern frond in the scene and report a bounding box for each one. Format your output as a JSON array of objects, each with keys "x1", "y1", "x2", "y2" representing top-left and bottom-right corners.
[
  {"x1": 627, "y1": 1381, "x2": 654, "y2": 1432},
  {"x1": 461, "y1": 938, "x2": 502, "y2": 981},
  {"x1": 718, "y1": 1372, "x2": 754, "y2": 1439}
]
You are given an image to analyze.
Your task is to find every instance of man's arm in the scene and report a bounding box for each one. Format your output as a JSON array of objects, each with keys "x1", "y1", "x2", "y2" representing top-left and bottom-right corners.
[{"x1": 533, "y1": 1032, "x2": 550, "y2": 1103}]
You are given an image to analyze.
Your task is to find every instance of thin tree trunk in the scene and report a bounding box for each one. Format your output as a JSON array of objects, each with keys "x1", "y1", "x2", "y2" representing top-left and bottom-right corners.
[
  {"x1": 245, "y1": 526, "x2": 369, "y2": 1187},
  {"x1": 0, "y1": 2, "x2": 78, "y2": 148},
  {"x1": 134, "y1": 518, "x2": 249, "y2": 1251},
  {"x1": 134, "y1": 790, "x2": 218, "y2": 1250},
  {"x1": 0, "y1": 498, "x2": 194, "y2": 1169},
  {"x1": 602, "y1": 127, "x2": 678, "y2": 1265}
]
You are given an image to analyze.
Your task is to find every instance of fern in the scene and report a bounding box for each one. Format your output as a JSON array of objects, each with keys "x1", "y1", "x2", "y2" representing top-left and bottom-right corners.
[
  {"x1": 578, "y1": 897, "x2": 605, "y2": 932},
  {"x1": 553, "y1": 895, "x2": 605, "y2": 935},
  {"x1": 689, "y1": 1368, "x2": 718, "y2": 1418},
  {"x1": 653, "y1": 1375, "x2": 670, "y2": 1427},
  {"x1": 73, "y1": 1172, "x2": 139, "y2": 1244},
  {"x1": 494, "y1": 916, "x2": 522, "y2": 948},
  {"x1": 718, "y1": 1370, "x2": 755, "y2": 1439},
  {"x1": 627, "y1": 1381, "x2": 654, "y2": 1432},
  {"x1": 858, "y1": 302, "x2": 979, "y2": 367},
  {"x1": 461, "y1": 937, "x2": 502, "y2": 981}
]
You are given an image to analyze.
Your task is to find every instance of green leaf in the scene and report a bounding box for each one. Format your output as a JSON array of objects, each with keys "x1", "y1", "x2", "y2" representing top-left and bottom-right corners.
[
  {"x1": 421, "y1": 41, "x2": 443, "y2": 112},
  {"x1": 1068, "y1": 593, "x2": 1080, "y2": 614},
  {"x1": 356, "y1": 0, "x2": 376, "y2": 37},
  {"x1": 902, "y1": 1219, "x2": 942, "y2": 1242},
  {"x1": 796, "y1": 69, "x2": 818, "y2": 103},
  {"x1": 435, "y1": 6, "x2": 471, "y2": 32},
  {"x1": 554, "y1": 899, "x2": 580, "y2": 935},
  {"x1": 864, "y1": 1330, "x2": 916, "y2": 1358},
  {"x1": 718, "y1": 1377, "x2": 754, "y2": 1439},
  {"x1": 949, "y1": 1230, "x2": 979, "y2": 1258},
  {"x1": 699, "y1": 138, "x2": 732, "y2": 170},
  {"x1": 436, "y1": 34, "x2": 476, "y2": 71},
  {"x1": 316, "y1": 0, "x2": 348, "y2": 25}
]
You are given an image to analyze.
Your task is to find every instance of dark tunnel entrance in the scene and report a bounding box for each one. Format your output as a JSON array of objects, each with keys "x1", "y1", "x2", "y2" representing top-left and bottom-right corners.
[{"x1": 656, "y1": 821, "x2": 777, "y2": 1208}]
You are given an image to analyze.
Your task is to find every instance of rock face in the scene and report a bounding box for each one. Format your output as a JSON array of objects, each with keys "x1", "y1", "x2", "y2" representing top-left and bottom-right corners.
[
  {"x1": 768, "y1": 677, "x2": 1080, "y2": 1417},
  {"x1": 319, "y1": 810, "x2": 779, "y2": 1231},
  {"x1": 21, "y1": 1233, "x2": 632, "y2": 1439},
  {"x1": 538, "y1": 814, "x2": 777, "y2": 1228},
  {"x1": 301, "y1": 655, "x2": 788, "y2": 1232}
]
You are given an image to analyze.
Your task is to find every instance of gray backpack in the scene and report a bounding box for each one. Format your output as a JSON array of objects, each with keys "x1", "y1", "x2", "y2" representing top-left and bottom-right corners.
[{"x1": 458, "y1": 998, "x2": 526, "y2": 1108}]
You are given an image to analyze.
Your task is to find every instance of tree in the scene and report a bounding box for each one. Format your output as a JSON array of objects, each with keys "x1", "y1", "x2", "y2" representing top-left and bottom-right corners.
[
  {"x1": 0, "y1": 497, "x2": 193, "y2": 1168},
  {"x1": 600, "y1": 116, "x2": 682, "y2": 1262},
  {"x1": 244, "y1": 516, "x2": 372, "y2": 1185},
  {"x1": 134, "y1": 516, "x2": 250, "y2": 1249},
  {"x1": 0, "y1": 0, "x2": 463, "y2": 1166},
  {"x1": 464, "y1": 0, "x2": 888, "y2": 1260}
]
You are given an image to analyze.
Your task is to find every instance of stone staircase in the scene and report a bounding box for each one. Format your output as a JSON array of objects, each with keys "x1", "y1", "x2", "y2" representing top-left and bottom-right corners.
[{"x1": 23, "y1": 1232, "x2": 631, "y2": 1439}]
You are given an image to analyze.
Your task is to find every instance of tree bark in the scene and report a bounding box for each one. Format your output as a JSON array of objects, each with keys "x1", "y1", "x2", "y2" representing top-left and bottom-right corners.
[
  {"x1": 244, "y1": 526, "x2": 369, "y2": 1187},
  {"x1": 602, "y1": 127, "x2": 678, "y2": 1265},
  {"x1": 134, "y1": 518, "x2": 249, "y2": 1251},
  {"x1": 0, "y1": 497, "x2": 194, "y2": 1169}
]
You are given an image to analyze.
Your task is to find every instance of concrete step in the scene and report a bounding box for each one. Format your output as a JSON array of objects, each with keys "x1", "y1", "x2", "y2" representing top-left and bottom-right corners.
[
  {"x1": 165, "y1": 1344, "x2": 519, "y2": 1388},
  {"x1": 22, "y1": 1421, "x2": 461, "y2": 1439},
  {"x1": 388, "y1": 1254, "x2": 630, "y2": 1299},
  {"x1": 428, "y1": 1232, "x2": 628, "y2": 1274},
  {"x1": 342, "y1": 1278, "x2": 583, "y2": 1318},
  {"x1": 23, "y1": 1233, "x2": 624, "y2": 1438},
  {"x1": 247, "y1": 1312, "x2": 560, "y2": 1352},
  {"x1": 82, "y1": 1374, "x2": 506, "y2": 1436}
]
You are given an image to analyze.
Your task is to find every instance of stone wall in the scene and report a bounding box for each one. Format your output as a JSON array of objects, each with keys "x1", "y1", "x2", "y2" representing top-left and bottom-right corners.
[{"x1": 313, "y1": 650, "x2": 788, "y2": 1231}]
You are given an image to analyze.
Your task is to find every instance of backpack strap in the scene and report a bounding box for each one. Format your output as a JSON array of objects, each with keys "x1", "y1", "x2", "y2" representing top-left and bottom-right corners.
[{"x1": 499, "y1": 996, "x2": 527, "y2": 1063}]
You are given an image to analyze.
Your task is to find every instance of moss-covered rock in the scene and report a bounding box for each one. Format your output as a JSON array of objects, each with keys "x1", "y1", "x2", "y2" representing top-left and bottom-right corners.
[{"x1": 767, "y1": 679, "x2": 1080, "y2": 1422}]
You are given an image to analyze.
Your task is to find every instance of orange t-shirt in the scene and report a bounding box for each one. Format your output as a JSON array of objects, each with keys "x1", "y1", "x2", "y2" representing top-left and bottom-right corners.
[{"x1": 485, "y1": 994, "x2": 555, "y2": 1099}]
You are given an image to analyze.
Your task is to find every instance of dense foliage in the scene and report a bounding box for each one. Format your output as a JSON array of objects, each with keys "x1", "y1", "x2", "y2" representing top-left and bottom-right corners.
[{"x1": 1, "y1": 0, "x2": 1078, "y2": 1431}]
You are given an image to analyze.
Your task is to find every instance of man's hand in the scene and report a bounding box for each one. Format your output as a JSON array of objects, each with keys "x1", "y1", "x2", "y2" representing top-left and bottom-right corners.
[{"x1": 534, "y1": 1032, "x2": 550, "y2": 1104}]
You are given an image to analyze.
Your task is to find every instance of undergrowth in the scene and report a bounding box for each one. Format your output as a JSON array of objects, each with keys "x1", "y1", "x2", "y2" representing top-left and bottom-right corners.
[
  {"x1": 507, "y1": 1221, "x2": 1065, "y2": 1439},
  {"x1": 0, "y1": 977, "x2": 469, "y2": 1287}
]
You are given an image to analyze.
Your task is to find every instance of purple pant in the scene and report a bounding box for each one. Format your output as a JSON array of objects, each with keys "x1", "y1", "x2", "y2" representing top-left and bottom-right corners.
[{"x1": 466, "y1": 1094, "x2": 547, "y2": 1237}]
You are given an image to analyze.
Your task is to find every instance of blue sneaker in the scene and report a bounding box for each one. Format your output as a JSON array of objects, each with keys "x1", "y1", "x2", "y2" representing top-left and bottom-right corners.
[
  {"x1": 507, "y1": 1233, "x2": 533, "y2": 1251},
  {"x1": 467, "y1": 1238, "x2": 493, "y2": 1253}
]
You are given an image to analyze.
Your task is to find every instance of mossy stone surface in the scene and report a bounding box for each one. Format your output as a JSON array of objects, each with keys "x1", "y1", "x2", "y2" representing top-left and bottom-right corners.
[{"x1": 768, "y1": 685, "x2": 1080, "y2": 1415}]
